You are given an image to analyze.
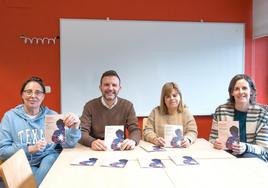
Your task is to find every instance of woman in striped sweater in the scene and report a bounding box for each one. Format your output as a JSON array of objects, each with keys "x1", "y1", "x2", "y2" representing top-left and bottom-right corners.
[{"x1": 209, "y1": 74, "x2": 268, "y2": 161}]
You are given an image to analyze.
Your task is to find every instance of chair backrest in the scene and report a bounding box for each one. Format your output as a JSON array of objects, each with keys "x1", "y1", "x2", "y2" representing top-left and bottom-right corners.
[
  {"x1": 0, "y1": 149, "x2": 37, "y2": 188},
  {"x1": 142, "y1": 118, "x2": 148, "y2": 131},
  {"x1": 141, "y1": 118, "x2": 148, "y2": 140}
]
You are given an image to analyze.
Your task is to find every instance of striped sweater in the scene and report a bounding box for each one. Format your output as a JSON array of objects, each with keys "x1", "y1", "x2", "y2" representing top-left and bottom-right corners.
[{"x1": 209, "y1": 103, "x2": 268, "y2": 161}]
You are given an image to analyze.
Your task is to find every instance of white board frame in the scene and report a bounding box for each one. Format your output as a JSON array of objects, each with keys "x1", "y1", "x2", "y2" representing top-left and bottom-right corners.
[{"x1": 60, "y1": 19, "x2": 244, "y2": 116}]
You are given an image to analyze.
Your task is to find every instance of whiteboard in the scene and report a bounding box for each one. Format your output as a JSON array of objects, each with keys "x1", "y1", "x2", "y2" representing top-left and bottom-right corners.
[{"x1": 60, "y1": 19, "x2": 244, "y2": 116}]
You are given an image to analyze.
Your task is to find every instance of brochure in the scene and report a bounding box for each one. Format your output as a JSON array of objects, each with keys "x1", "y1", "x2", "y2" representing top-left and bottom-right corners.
[
  {"x1": 101, "y1": 158, "x2": 128, "y2": 168},
  {"x1": 140, "y1": 144, "x2": 166, "y2": 152},
  {"x1": 138, "y1": 157, "x2": 165, "y2": 168},
  {"x1": 104, "y1": 125, "x2": 124, "y2": 151},
  {"x1": 218, "y1": 121, "x2": 239, "y2": 150},
  {"x1": 45, "y1": 114, "x2": 65, "y2": 144},
  {"x1": 169, "y1": 155, "x2": 199, "y2": 166},
  {"x1": 71, "y1": 157, "x2": 98, "y2": 166},
  {"x1": 164, "y1": 125, "x2": 183, "y2": 148}
]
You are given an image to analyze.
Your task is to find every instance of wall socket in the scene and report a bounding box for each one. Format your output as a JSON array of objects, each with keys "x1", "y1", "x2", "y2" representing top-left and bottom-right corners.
[{"x1": 45, "y1": 86, "x2": 51, "y2": 93}]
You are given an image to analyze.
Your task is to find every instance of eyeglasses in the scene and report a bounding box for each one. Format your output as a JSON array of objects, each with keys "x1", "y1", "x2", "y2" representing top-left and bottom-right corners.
[{"x1": 23, "y1": 89, "x2": 44, "y2": 97}]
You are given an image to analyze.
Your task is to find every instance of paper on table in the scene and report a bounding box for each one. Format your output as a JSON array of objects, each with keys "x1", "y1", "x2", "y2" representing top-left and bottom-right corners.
[{"x1": 138, "y1": 157, "x2": 165, "y2": 168}]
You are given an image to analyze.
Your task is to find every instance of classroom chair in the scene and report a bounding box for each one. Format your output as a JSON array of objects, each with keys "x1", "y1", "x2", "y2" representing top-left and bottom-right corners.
[
  {"x1": 142, "y1": 118, "x2": 148, "y2": 130},
  {"x1": 142, "y1": 118, "x2": 148, "y2": 139},
  {"x1": 0, "y1": 149, "x2": 36, "y2": 188}
]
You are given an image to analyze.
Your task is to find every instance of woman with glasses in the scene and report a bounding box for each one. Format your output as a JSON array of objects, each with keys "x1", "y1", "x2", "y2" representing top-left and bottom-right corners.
[{"x1": 0, "y1": 76, "x2": 81, "y2": 186}]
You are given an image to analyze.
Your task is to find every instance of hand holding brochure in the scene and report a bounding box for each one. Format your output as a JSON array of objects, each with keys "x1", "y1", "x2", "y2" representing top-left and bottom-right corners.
[
  {"x1": 45, "y1": 114, "x2": 66, "y2": 144},
  {"x1": 164, "y1": 125, "x2": 183, "y2": 148},
  {"x1": 218, "y1": 121, "x2": 239, "y2": 150},
  {"x1": 104, "y1": 125, "x2": 124, "y2": 151}
]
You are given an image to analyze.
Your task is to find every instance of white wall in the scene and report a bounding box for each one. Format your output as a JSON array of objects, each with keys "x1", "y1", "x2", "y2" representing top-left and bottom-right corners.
[{"x1": 253, "y1": 0, "x2": 268, "y2": 38}]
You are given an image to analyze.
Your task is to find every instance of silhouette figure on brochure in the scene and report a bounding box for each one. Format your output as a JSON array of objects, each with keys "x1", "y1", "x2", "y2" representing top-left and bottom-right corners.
[
  {"x1": 182, "y1": 156, "x2": 199, "y2": 165},
  {"x1": 111, "y1": 129, "x2": 124, "y2": 151},
  {"x1": 170, "y1": 128, "x2": 183, "y2": 148},
  {"x1": 79, "y1": 158, "x2": 98, "y2": 166},
  {"x1": 149, "y1": 159, "x2": 165, "y2": 168},
  {"x1": 226, "y1": 126, "x2": 239, "y2": 150},
  {"x1": 52, "y1": 119, "x2": 66, "y2": 144},
  {"x1": 152, "y1": 145, "x2": 165, "y2": 152},
  {"x1": 110, "y1": 159, "x2": 128, "y2": 168}
]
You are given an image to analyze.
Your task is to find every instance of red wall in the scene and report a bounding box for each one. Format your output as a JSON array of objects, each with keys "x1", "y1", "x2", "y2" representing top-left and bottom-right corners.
[{"x1": 0, "y1": 0, "x2": 257, "y2": 139}]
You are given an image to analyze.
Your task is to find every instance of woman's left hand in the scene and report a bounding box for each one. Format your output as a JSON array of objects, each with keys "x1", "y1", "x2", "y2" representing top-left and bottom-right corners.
[
  {"x1": 181, "y1": 137, "x2": 191, "y2": 148},
  {"x1": 232, "y1": 142, "x2": 247, "y2": 155},
  {"x1": 63, "y1": 113, "x2": 80, "y2": 128}
]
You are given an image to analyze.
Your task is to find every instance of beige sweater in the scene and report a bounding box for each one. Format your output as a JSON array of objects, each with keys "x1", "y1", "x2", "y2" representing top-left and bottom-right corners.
[{"x1": 143, "y1": 106, "x2": 198, "y2": 144}]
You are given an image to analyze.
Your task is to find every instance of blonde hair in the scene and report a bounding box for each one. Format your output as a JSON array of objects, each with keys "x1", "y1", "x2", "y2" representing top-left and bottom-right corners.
[{"x1": 159, "y1": 82, "x2": 184, "y2": 114}]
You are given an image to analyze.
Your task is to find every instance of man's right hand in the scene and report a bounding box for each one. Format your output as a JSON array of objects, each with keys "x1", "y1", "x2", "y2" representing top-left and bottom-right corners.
[
  {"x1": 91, "y1": 139, "x2": 107, "y2": 151},
  {"x1": 152, "y1": 137, "x2": 165, "y2": 147}
]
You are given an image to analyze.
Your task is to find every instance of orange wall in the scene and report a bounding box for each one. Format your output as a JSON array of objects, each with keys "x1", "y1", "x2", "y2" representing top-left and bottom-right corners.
[{"x1": 0, "y1": 0, "x2": 255, "y2": 139}]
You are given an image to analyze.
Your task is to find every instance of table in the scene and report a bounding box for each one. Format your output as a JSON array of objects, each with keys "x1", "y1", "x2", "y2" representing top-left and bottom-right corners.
[
  {"x1": 164, "y1": 158, "x2": 268, "y2": 188},
  {"x1": 39, "y1": 139, "x2": 267, "y2": 188}
]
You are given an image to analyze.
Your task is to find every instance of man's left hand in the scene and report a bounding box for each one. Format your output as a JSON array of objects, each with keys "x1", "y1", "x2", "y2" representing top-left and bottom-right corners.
[{"x1": 120, "y1": 139, "x2": 136, "y2": 150}]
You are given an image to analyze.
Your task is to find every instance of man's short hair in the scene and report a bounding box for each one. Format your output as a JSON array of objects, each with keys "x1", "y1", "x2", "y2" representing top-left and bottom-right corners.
[{"x1": 100, "y1": 70, "x2": 121, "y2": 84}]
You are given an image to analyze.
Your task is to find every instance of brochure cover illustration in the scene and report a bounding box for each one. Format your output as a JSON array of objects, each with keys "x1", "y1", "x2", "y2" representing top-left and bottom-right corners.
[
  {"x1": 164, "y1": 125, "x2": 183, "y2": 148},
  {"x1": 71, "y1": 157, "x2": 98, "y2": 166},
  {"x1": 104, "y1": 125, "x2": 124, "y2": 151},
  {"x1": 169, "y1": 155, "x2": 199, "y2": 166},
  {"x1": 138, "y1": 157, "x2": 165, "y2": 168},
  {"x1": 45, "y1": 114, "x2": 66, "y2": 144},
  {"x1": 140, "y1": 144, "x2": 166, "y2": 152},
  {"x1": 218, "y1": 121, "x2": 239, "y2": 150},
  {"x1": 101, "y1": 158, "x2": 128, "y2": 168}
]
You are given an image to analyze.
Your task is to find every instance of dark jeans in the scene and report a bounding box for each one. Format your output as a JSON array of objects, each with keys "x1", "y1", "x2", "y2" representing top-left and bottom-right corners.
[{"x1": 0, "y1": 177, "x2": 5, "y2": 188}]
